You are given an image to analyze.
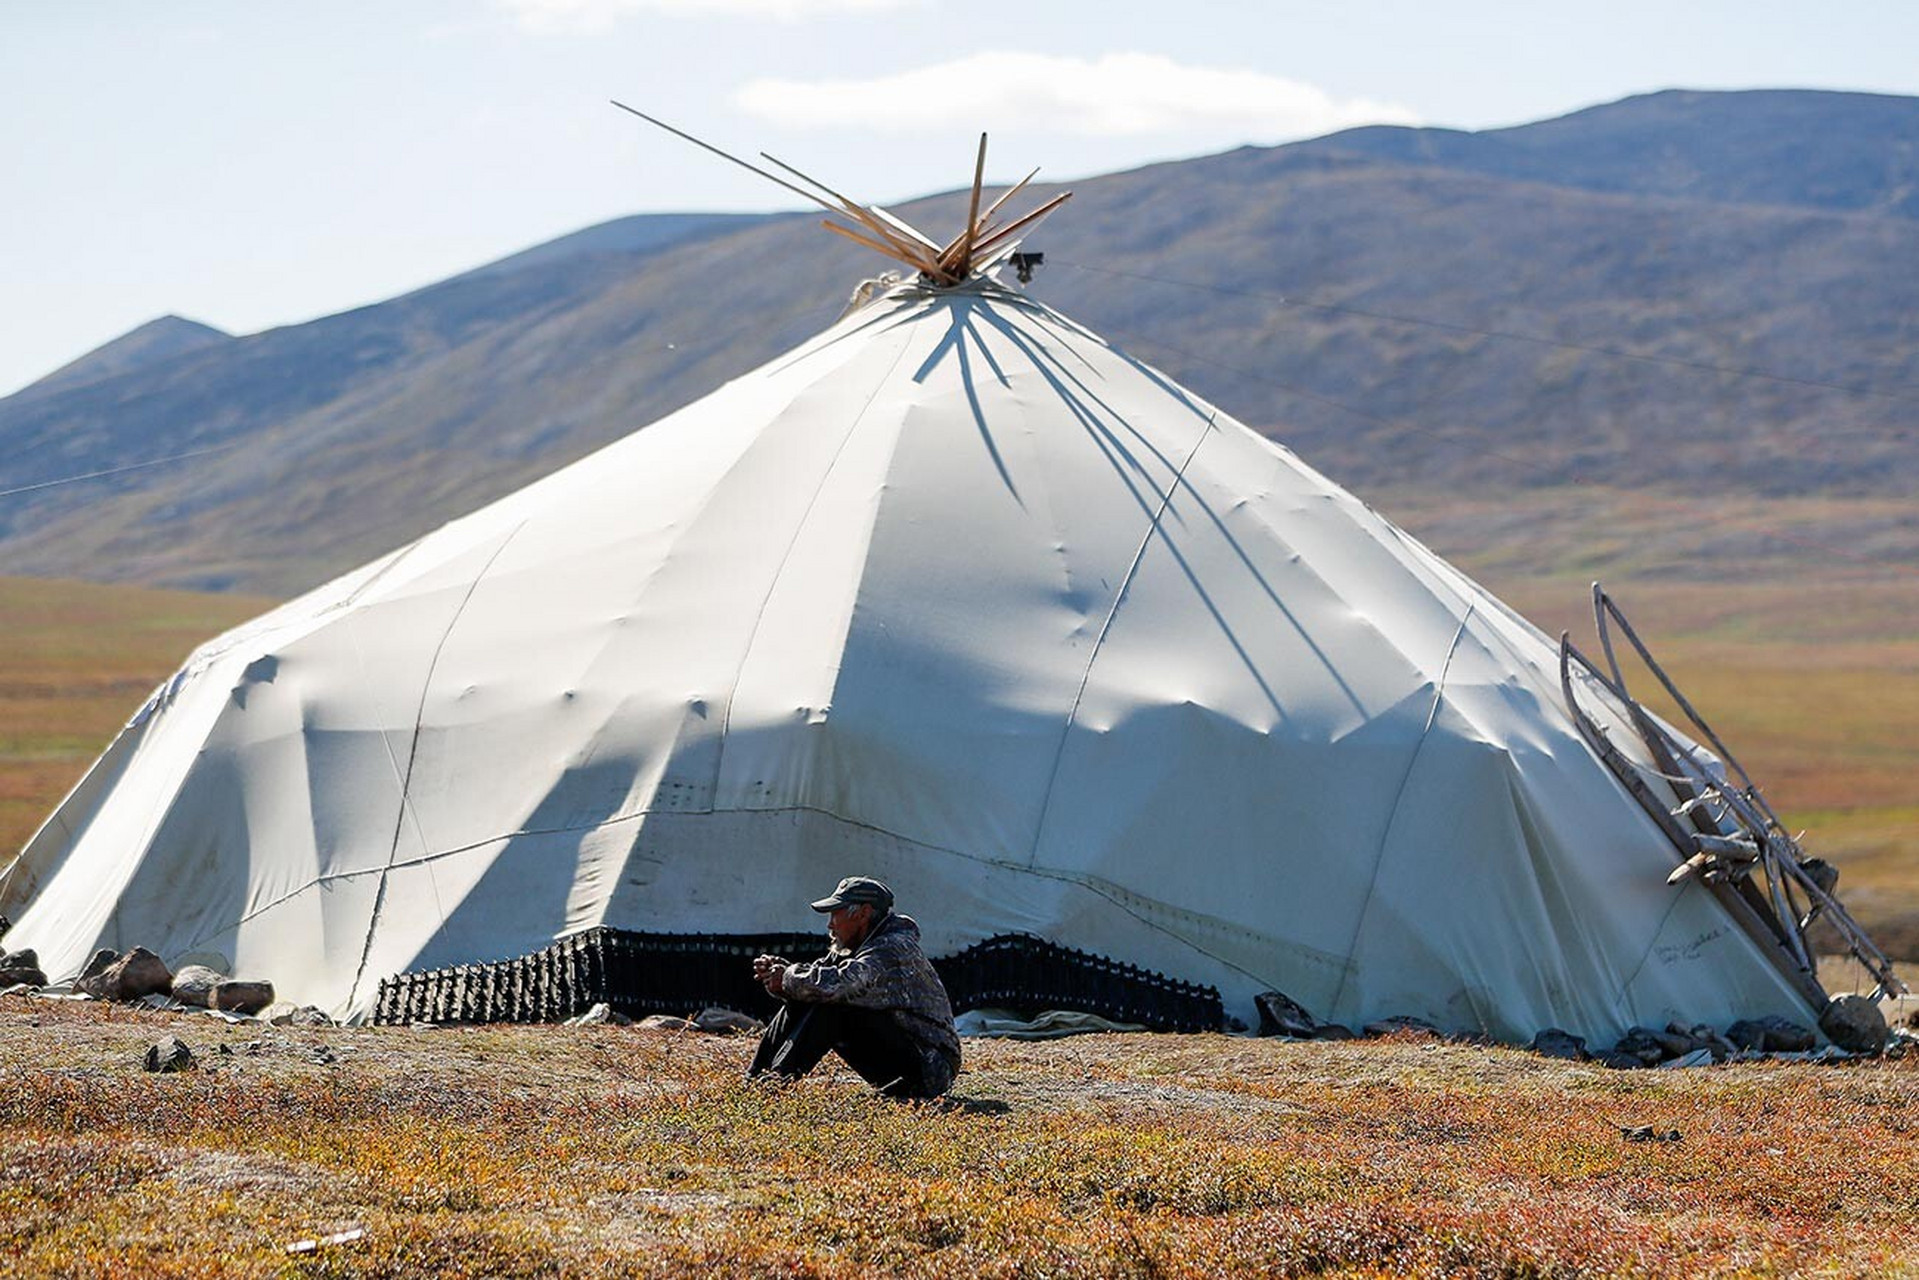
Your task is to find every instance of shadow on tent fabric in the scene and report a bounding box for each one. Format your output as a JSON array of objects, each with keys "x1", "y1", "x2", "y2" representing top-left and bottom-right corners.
[
  {"x1": 970, "y1": 295, "x2": 1367, "y2": 724},
  {"x1": 398, "y1": 755, "x2": 643, "y2": 975}
]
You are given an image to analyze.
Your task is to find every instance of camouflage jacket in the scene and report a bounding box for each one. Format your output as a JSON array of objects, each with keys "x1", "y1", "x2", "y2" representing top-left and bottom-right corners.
[{"x1": 783, "y1": 912, "x2": 961, "y2": 1085}]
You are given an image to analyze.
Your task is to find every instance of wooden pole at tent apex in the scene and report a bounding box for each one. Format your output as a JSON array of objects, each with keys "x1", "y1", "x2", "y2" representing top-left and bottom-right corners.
[
  {"x1": 942, "y1": 133, "x2": 989, "y2": 280},
  {"x1": 609, "y1": 103, "x2": 1068, "y2": 285}
]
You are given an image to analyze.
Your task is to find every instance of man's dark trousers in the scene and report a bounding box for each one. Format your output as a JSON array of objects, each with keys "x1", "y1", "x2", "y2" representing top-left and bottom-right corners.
[{"x1": 748, "y1": 1001, "x2": 931, "y2": 1097}]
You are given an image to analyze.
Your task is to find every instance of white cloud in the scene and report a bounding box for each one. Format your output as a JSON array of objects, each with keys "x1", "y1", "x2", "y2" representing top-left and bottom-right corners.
[
  {"x1": 737, "y1": 51, "x2": 1421, "y2": 140},
  {"x1": 497, "y1": 0, "x2": 911, "y2": 32}
]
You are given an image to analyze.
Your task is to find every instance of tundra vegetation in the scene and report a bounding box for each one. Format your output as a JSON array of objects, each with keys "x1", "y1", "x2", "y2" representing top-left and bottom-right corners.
[{"x1": 0, "y1": 998, "x2": 1914, "y2": 1276}]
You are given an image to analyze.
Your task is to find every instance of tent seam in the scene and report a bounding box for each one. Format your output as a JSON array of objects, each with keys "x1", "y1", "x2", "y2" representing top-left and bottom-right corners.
[
  {"x1": 1328, "y1": 602, "x2": 1476, "y2": 1013},
  {"x1": 1022, "y1": 412, "x2": 1219, "y2": 868},
  {"x1": 355, "y1": 624, "x2": 454, "y2": 949},
  {"x1": 1617, "y1": 880, "x2": 1695, "y2": 1004},
  {"x1": 712, "y1": 327, "x2": 919, "y2": 786},
  {"x1": 555, "y1": 323, "x2": 912, "y2": 781},
  {"x1": 345, "y1": 521, "x2": 527, "y2": 1008}
]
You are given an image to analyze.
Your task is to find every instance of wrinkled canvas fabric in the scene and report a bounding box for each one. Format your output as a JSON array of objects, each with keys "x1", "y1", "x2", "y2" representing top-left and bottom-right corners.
[
  {"x1": 0, "y1": 279, "x2": 1822, "y2": 1042},
  {"x1": 783, "y1": 912, "x2": 960, "y2": 1089}
]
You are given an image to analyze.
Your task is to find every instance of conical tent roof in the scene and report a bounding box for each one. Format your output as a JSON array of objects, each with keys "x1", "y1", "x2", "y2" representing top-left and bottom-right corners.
[{"x1": 2, "y1": 277, "x2": 1815, "y2": 1037}]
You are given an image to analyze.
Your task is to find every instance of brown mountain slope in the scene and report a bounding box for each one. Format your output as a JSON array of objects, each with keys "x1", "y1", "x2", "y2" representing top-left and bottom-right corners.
[
  {"x1": 19, "y1": 315, "x2": 232, "y2": 399},
  {"x1": 2, "y1": 90, "x2": 1916, "y2": 595}
]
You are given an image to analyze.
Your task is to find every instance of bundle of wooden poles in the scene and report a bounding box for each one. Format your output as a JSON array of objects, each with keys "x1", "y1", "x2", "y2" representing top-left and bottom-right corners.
[{"x1": 612, "y1": 103, "x2": 1068, "y2": 285}]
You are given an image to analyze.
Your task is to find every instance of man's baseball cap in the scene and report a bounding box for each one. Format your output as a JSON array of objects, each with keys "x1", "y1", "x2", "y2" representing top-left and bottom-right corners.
[{"x1": 810, "y1": 876, "x2": 894, "y2": 913}]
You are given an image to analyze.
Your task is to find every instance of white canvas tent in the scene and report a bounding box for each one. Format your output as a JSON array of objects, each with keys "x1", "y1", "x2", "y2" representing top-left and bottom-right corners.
[{"x1": 1, "y1": 264, "x2": 1839, "y2": 1039}]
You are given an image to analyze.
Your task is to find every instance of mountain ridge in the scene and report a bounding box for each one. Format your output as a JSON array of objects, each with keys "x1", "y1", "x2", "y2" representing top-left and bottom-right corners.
[
  {"x1": 1300, "y1": 87, "x2": 1919, "y2": 218},
  {"x1": 4, "y1": 88, "x2": 1915, "y2": 595},
  {"x1": 21, "y1": 315, "x2": 234, "y2": 401}
]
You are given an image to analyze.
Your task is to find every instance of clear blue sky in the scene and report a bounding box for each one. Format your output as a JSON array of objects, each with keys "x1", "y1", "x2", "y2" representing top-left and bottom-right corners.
[{"x1": 4, "y1": 0, "x2": 1917, "y2": 396}]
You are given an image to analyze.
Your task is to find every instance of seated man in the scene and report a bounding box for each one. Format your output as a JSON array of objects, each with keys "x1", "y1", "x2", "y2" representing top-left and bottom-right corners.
[{"x1": 748, "y1": 876, "x2": 960, "y2": 1098}]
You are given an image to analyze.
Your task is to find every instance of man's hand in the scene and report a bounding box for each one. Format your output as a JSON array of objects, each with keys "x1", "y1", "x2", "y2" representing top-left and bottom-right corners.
[{"x1": 752, "y1": 954, "x2": 788, "y2": 997}]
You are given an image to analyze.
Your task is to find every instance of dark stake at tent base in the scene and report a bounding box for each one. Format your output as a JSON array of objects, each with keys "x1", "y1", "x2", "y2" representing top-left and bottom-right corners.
[{"x1": 372, "y1": 928, "x2": 1225, "y2": 1032}]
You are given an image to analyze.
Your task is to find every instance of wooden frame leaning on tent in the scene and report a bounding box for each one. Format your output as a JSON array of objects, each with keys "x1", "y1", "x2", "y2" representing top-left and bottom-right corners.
[{"x1": 1560, "y1": 583, "x2": 1906, "y2": 1007}]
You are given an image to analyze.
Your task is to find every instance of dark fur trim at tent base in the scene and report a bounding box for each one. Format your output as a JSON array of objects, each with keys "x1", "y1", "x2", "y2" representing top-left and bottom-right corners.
[{"x1": 371, "y1": 928, "x2": 1225, "y2": 1033}]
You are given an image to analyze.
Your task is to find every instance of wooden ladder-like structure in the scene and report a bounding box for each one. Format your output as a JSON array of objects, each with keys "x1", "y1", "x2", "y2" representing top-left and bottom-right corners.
[{"x1": 1560, "y1": 584, "x2": 1906, "y2": 1008}]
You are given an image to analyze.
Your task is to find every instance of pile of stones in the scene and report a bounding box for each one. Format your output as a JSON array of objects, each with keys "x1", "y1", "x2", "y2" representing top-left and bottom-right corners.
[
  {"x1": 1254, "y1": 992, "x2": 1468, "y2": 1042},
  {"x1": 68, "y1": 946, "x2": 278, "y2": 1014},
  {"x1": 563, "y1": 1002, "x2": 763, "y2": 1034},
  {"x1": 1253, "y1": 991, "x2": 1352, "y2": 1040},
  {"x1": 1254, "y1": 986, "x2": 1899, "y2": 1063},
  {"x1": 1, "y1": 946, "x2": 49, "y2": 989},
  {"x1": 1533, "y1": 994, "x2": 1894, "y2": 1066},
  {"x1": 0, "y1": 932, "x2": 292, "y2": 1018},
  {"x1": 0, "y1": 917, "x2": 46, "y2": 987},
  {"x1": 1534, "y1": 1022, "x2": 1748, "y2": 1067}
]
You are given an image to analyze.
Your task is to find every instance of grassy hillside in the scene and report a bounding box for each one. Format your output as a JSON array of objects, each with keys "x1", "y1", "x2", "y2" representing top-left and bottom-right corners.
[
  {"x1": 0, "y1": 1000, "x2": 1913, "y2": 1276},
  {"x1": 0, "y1": 577, "x2": 272, "y2": 862}
]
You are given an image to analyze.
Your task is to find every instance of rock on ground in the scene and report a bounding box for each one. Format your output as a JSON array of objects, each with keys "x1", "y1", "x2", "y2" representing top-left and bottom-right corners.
[
  {"x1": 215, "y1": 981, "x2": 275, "y2": 1015},
  {"x1": 1531, "y1": 1028, "x2": 1588, "y2": 1061},
  {"x1": 1670, "y1": 1023, "x2": 1737, "y2": 1062},
  {"x1": 172, "y1": 965, "x2": 274, "y2": 1015},
  {"x1": 144, "y1": 1035, "x2": 194, "y2": 1072},
  {"x1": 693, "y1": 1007, "x2": 762, "y2": 1035},
  {"x1": 261, "y1": 1002, "x2": 335, "y2": 1027},
  {"x1": 1648, "y1": 1027, "x2": 1698, "y2": 1058},
  {"x1": 0, "y1": 948, "x2": 47, "y2": 989},
  {"x1": 1612, "y1": 1028, "x2": 1671, "y2": 1065},
  {"x1": 170, "y1": 964, "x2": 226, "y2": 1008},
  {"x1": 1820, "y1": 995, "x2": 1889, "y2": 1055},
  {"x1": 1254, "y1": 990, "x2": 1320, "y2": 1039},
  {"x1": 567, "y1": 1003, "x2": 633, "y2": 1026},
  {"x1": 1727, "y1": 1015, "x2": 1816, "y2": 1053},
  {"x1": 78, "y1": 947, "x2": 172, "y2": 1002}
]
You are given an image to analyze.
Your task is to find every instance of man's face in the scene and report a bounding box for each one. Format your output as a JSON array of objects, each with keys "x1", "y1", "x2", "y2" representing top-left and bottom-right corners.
[{"x1": 826, "y1": 903, "x2": 873, "y2": 948}]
